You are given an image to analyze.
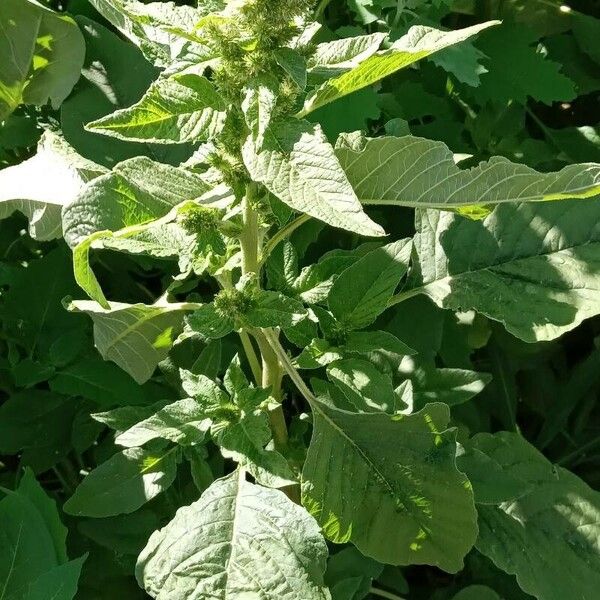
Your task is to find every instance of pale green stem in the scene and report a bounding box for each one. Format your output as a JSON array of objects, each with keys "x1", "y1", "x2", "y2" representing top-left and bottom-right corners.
[
  {"x1": 239, "y1": 329, "x2": 263, "y2": 385},
  {"x1": 386, "y1": 286, "x2": 424, "y2": 308},
  {"x1": 240, "y1": 184, "x2": 259, "y2": 275},
  {"x1": 253, "y1": 329, "x2": 288, "y2": 449}
]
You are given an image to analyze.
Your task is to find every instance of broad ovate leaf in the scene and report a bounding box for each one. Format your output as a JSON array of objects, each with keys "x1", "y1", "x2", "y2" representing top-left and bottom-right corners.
[
  {"x1": 243, "y1": 120, "x2": 385, "y2": 237},
  {"x1": 64, "y1": 446, "x2": 178, "y2": 517},
  {"x1": 0, "y1": 0, "x2": 84, "y2": 119},
  {"x1": 0, "y1": 131, "x2": 106, "y2": 240},
  {"x1": 408, "y1": 201, "x2": 600, "y2": 342},
  {"x1": 336, "y1": 133, "x2": 600, "y2": 210},
  {"x1": 0, "y1": 469, "x2": 84, "y2": 599},
  {"x1": 136, "y1": 471, "x2": 331, "y2": 599},
  {"x1": 470, "y1": 432, "x2": 600, "y2": 600},
  {"x1": 328, "y1": 239, "x2": 412, "y2": 329},
  {"x1": 61, "y1": 156, "x2": 210, "y2": 247},
  {"x1": 299, "y1": 22, "x2": 497, "y2": 116},
  {"x1": 302, "y1": 401, "x2": 477, "y2": 572},
  {"x1": 68, "y1": 300, "x2": 201, "y2": 384},
  {"x1": 87, "y1": 75, "x2": 227, "y2": 144}
]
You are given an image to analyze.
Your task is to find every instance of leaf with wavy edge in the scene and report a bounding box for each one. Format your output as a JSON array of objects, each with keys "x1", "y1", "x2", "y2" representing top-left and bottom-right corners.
[
  {"x1": 136, "y1": 471, "x2": 331, "y2": 599},
  {"x1": 243, "y1": 120, "x2": 385, "y2": 237},
  {"x1": 406, "y1": 201, "x2": 600, "y2": 342},
  {"x1": 336, "y1": 133, "x2": 600, "y2": 212},
  {"x1": 469, "y1": 432, "x2": 600, "y2": 600},
  {"x1": 298, "y1": 22, "x2": 497, "y2": 116},
  {"x1": 87, "y1": 75, "x2": 227, "y2": 144},
  {"x1": 302, "y1": 400, "x2": 477, "y2": 573}
]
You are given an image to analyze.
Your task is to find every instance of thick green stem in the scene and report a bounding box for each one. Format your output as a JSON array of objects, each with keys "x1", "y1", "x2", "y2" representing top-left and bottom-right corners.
[
  {"x1": 237, "y1": 185, "x2": 289, "y2": 450},
  {"x1": 239, "y1": 329, "x2": 263, "y2": 385},
  {"x1": 240, "y1": 183, "x2": 259, "y2": 275},
  {"x1": 253, "y1": 329, "x2": 288, "y2": 450},
  {"x1": 369, "y1": 587, "x2": 406, "y2": 600}
]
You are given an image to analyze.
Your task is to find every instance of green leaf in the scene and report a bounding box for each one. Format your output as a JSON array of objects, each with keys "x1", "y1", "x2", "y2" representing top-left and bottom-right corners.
[
  {"x1": 115, "y1": 398, "x2": 209, "y2": 447},
  {"x1": 72, "y1": 231, "x2": 112, "y2": 309},
  {"x1": 0, "y1": 247, "x2": 85, "y2": 357},
  {"x1": 408, "y1": 201, "x2": 600, "y2": 342},
  {"x1": 92, "y1": 401, "x2": 169, "y2": 432},
  {"x1": 470, "y1": 432, "x2": 600, "y2": 600},
  {"x1": 182, "y1": 361, "x2": 296, "y2": 488},
  {"x1": 184, "y1": 303, "x2": 234, "y2": 339},
  {"x1": 0, "y1": 469, "x2": 84, "y2": 599},
  {"x1": 298, "y1": 22, "x2": 497, "y2": 116},
  {"x1": 68, "y1": 300, "x2": 199, "y2": 384},
  {"x1": 472, "y1": 23, "x2": 576, "y2": 105},
  {"x1": 328, "y1": 239, "x2": 412, "y2": 330},
  {"x1": 0, "y1": 391, "x2": 76, "y2": 473},
  {"x1": 49, "y1": 357, "x2": 148, "y2": 408},
  {"x1": 307, "y1": 33, "x2": 386, "y2": 75},
  {"x1": 327, "y1": 358, "x2": 397, "y2": 413},
  {"x1": 88, "y1": 0, "x2": 212, "y2": 67},
  {"x1": 456, "y1": 445, "x2": 531, "y2": 505},
  {"x1": 274, "y1": 48, "x2": 307, "y2": 89},
  {"x1": 241, "y1": 75, "x2": 279, "y2": 149},
  {"x1": 64, "y1": 446, "x2": 178, "y2": 517},
  {"x1": 325, "y1": 547, "x2": 383, "y2": 600},
  {"x1": 345, "y1": 330, "x2": 416, "y2": 358},
  {"x1": 0, "y1": 0, "x2": 84, "y2": 119},
  {"x1": 336, "y1": 133, "x2": 600, "y2": 211},
  {"x1": 302, "y1": 401, "x2": 477, "y2": 572},
  {"x1": 0, "y1": 131, "x2": 106, "y2": 240},
  {"x1": 87, "y1": 75, "x2": 227, "y2": 144},
  {"x1": 78, "y1": 510, "x2": 160, "y2": 556},
  {"x1": 243, "y1": 120, "x2": 385, "y2": 237},
  {"x1": 136, "y1": 471, "x2": 330, "y2": 599},
  {"x1": 409, "y1": 366, "x2": 492, "y2": 409},
  {"x1": 452, "y1": 585, "x2": 501, "y2": 600},
  {"x1": 246, "y1": 290, "x2": 308, "y2": 329},
  {"x1": 61, "y1": 156, "x2": 209, "y2": 248}
]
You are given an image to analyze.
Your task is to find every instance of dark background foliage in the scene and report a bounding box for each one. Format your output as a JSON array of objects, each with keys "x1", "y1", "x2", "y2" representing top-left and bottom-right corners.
[{"x1": 1, "y1": 1, "x2": 599, "y2": 598}]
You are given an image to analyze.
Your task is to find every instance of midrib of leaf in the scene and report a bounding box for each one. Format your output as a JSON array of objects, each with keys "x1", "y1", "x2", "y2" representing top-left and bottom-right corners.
[
  {"x1": 0, "y1": 520, "x2": 23, "y2": 600},
  {"x1": 391, "y1": 231, "x2": 600, "y2": 307},
  {"x1": 263, "y1": 329, "x2": 436, "y2": 538}
]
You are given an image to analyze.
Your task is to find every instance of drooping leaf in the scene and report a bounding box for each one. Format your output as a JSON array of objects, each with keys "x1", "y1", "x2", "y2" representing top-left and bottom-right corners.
[
  {"x1": 336, "y1": 133, "x2": 600, "y2": 212},
  {"x1": 136, "y1": 471, "x2": 330, "y2": 599},
  {"x1": 243, "y1": 119, "x2": 385, "y2": 237},
  {"x1": 328, "y1": 239, "x2": 412, "y2": 330},
  {"x1": 61, "y1": 156, "x2": 210, "y2": 247},
  {"x1": 68, "y1": 301, "x2": 200, "y2": 384},
  {"x1": 0, "y1": 131, "x2": 105, "y2": 240},
  {"x1": 87, "y1": 75, "x2": 228, "y2": 144},
  {"x1": 0, "y1": 0, "x2": 85, "y2": 119},
  {"x1": 302, "y1": 401, "x2": 478, "y2": 572},
  {"x1": 64, "y1": 446, "x2": 178, "y2": 517},
  {"x1": 470, "y1": 432, "x2": 600, "y2": 600},
  {"x1": 408, "y1": 201, "x2": 600, "y2": 342},
  {"x1": 299, "y1": 22, "x2": 497, "y2": 116}
]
